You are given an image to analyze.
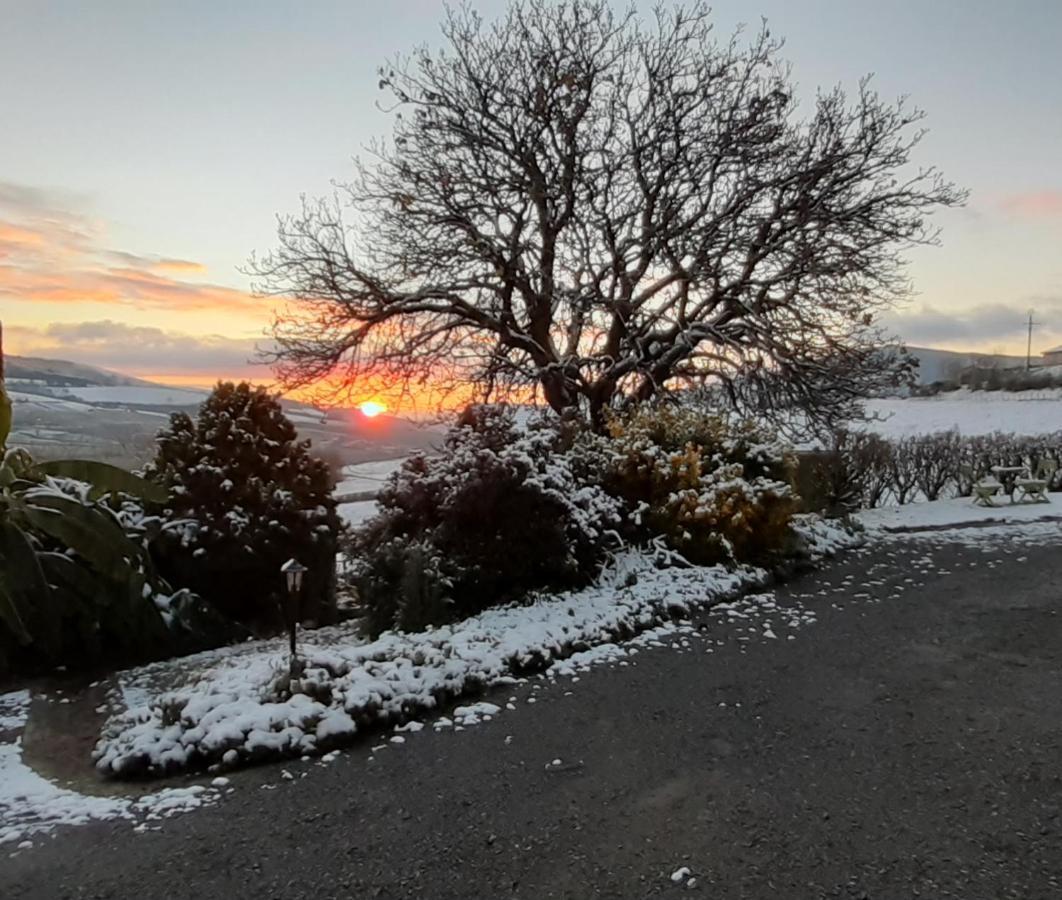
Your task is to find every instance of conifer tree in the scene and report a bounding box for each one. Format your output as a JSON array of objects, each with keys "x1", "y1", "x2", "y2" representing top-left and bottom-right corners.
[{"x1": 147, "y1": 382, "x2": 339, "y2": 625}]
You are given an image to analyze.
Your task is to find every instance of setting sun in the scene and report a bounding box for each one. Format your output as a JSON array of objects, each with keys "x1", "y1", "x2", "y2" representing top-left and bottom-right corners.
[{"x1": 358, "y1": 400, "x2": 386, "y2": 418}]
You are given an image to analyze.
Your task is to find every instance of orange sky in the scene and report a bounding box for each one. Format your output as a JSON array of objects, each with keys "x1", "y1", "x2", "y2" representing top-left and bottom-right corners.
[
  {"x1": 5, "y1": 178, "x2": 1062, "y2": 411},
  {"x1": 3, "y1": 4, "x2": 1062, "y2": 409}
]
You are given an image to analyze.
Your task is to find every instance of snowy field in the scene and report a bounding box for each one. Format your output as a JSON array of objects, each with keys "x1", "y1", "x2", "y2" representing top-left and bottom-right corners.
[
  {"x1": 335, "y1": 458, "x2": 406, "y2": 496},
  {"x1": 337, "y1": 500, "x2": 379, "y2": 528},
  {"x1": 335, "y1": 458, "x2": 408, "y2": 522},
  {"x1": 856, "y1": 495, "x2": 1060, "y2": 533},
  {"x1": 56, "y1": 385, "x2": 210, "y2": 406},
  {"x1": 6, "y1": 390, "x2": 96, "y2": 413},
  {"x1": 863, "y1": 390, "x2": 1062, "y2": 438}
]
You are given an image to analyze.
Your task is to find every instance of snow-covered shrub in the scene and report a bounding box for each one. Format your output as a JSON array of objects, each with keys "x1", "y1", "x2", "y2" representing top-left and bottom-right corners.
[
  {"x1": 802, "y1": 430, "x2": 893, "y2": 513},
  {"x1": 604, "y1": 405, "x2": 797, "y2": 565},
  {"x1": 145, "y1": 382, "x2": 340, "y2": 628},
  {"x1": 909, "y1": 431, "x2": 963, "y2": 501},
  {"x1": 813, "y1": 428, "x2": 1062, "y2": 509},
  {"x1": 962, "y1": 367, "x2": 1062, "y2": 392},
  {"x1": 351, "y1": 406, "x2": 623, "y2": 636}
]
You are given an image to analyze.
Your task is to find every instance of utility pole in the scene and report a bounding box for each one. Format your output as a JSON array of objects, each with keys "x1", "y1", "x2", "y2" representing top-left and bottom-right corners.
[{"x1": 1026, "y1": 310, "x2": 1031, "y2": 371}]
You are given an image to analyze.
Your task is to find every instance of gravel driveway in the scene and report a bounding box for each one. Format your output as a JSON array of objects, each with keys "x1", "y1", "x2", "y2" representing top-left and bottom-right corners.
[{"x1": 4, "y1": 527, "x2": 1061, "y2": 899}]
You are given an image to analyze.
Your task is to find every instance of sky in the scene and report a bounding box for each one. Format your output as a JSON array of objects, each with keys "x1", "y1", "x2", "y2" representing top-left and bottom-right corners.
[{"x1": 2, "y1": 0, "x2": 1061, "y2": 400}]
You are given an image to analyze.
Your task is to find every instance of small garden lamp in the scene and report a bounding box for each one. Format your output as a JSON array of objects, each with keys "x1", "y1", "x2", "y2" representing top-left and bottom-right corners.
[{"x1": 280, "y1": 558, "x2": 308, "y2": 679}]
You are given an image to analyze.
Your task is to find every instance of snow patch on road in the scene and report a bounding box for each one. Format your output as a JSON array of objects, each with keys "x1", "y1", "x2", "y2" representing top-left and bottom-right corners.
[
  {"x1": 856, "y1": 496, "x2": 1061, "y2": 533},
  {"x1": 0, "y1": 733, "x2": 225, "y2": 847},
  {"x1": 0, "y1": 739, "x2": 131, "y2": 846},
  {"x1": 0, "y1": 690, "x2": 31, "y2": 731}
]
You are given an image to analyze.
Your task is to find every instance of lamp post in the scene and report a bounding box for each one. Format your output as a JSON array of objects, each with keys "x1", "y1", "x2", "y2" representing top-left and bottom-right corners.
[{"x1": 280, "y1": 558, "x2": 307, "y2": 681}]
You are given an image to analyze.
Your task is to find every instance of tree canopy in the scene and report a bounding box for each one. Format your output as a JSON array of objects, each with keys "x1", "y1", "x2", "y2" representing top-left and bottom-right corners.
[{"x1": 251, "y1": 0, "x2": 964, "y2": 429}]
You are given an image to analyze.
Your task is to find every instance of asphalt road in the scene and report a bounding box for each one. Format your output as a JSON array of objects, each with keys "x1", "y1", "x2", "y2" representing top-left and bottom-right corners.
[{"x1": 4, "y1": 528, "x2": 1062, "y2": 899}]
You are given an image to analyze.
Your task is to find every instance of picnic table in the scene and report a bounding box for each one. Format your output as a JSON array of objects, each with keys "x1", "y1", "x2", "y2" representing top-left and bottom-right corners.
[
  {"x1": 983, "y1": 464, "x2": 1053, "y2": 505},
  {"x1": 990, "y1": 465, "x2": 1027, "y2": 501}
]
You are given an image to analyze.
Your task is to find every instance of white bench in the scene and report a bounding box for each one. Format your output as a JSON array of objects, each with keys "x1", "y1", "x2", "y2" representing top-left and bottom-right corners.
[
  {"x1": 1015, "y1": 459, "x2": 1057, "y2": 504},
  {"x1": 971, "y1": 478, "x2": 1003, "y2": 507}
]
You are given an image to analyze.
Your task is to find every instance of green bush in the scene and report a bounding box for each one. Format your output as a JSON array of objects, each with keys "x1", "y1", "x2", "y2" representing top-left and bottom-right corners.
[{"x1": 145, "y1": 382, "x2": 340, "y2": 629}]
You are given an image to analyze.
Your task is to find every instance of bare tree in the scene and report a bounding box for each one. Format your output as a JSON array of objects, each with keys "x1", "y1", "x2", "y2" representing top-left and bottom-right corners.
[{"x1": 250, "y1": 0, "x2": 965, "y2": 429}]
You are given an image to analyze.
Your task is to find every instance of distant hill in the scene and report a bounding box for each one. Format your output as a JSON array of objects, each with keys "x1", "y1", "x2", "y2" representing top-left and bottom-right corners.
[
  {"x1": 4, "y1": 354, "x2": 441, "y2": 468},
  {"x1": 907, "y1": 346, "x2": 1027, "y2": 385},
  {"x1": 7, "y1": 355, "x2": 154, "y2": 388}
]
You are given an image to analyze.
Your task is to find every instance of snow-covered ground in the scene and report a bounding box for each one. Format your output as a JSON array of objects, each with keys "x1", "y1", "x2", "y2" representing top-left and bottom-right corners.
[
  {"x1": 1, "y1": 517, "x2": 845, "y2": 849},
  {"x1": 8, "y1": 499, "x2": 1062, "y2": 849},
  {"x1": 337, "y1": 499, "x2": 379, "y2": 528},
  {"x1": 335, "y1": 458, "x2": 406, "y2": 524},
  {"x1": 54, "y1": 386, "x2": 210, "y2": 406},
  {"x1": 856, "y1": 496, "x2": 1060, "y2": 533},
  {"x1": 6, "y1": 390, "x2": 96, "y2": 413},
  {"x1": 863, "y1": 390, "x2": 1062, "y2": 438},
  {"x1": 335, "y1": 458, "x2": 406, "y2": 496}
]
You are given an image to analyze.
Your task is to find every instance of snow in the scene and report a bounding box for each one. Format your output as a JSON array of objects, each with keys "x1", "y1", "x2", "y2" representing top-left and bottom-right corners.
[
  {"x1": 452, "y1": 702, "x2": 501, "y2": 726},
  {"x1": 0, "y1": 740, "x2": 131, "y2": 845},
  {"x1": 337, "y1": 499, "x2": 379, "y2": 527},
  {"x1": 0, "y1": 690, "x2": 31, "y2": 731},
  {"x1": 92, "y1": 516, "x2": 856, "y2": 778},
  {"x1": 0, "y1": 690, "x2": 226, "y2": 847},
  {"x1": 56, "y1": 386, "x2": 208, "y2": 407},
  {"x1": 856, "y1": 496, "x2": 1060, "y2": 533},
  {"x1": 863, "y1": 391, "x2": 1062, "y2": 438},
  {"x1": 6, "y1": 390, "x2": 95, "y2": 413},
  {"x1": 335, "y1": 458, "x2": 407, "y2": 496}
]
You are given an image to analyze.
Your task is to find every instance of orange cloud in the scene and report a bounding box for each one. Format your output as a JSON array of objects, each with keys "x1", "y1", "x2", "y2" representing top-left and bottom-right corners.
[
  {"x1": 0, "y1": 221, "x2": 46, "y2": 249},
  {"x1": 0, "y1": 180, "x2": 259, "y2": 315},
  {"x1": 999, "y1": 190, "x2": 1062, "y2": 218},
  {"x1": 0, "y1": 263, "x2": 261, "y2": 312},
  {"x1": 156, "y1": 258, "x2": 207, "y2": 273},
  {"x1": 106, "y1": 249, "x2": 207, "y2": 273}
]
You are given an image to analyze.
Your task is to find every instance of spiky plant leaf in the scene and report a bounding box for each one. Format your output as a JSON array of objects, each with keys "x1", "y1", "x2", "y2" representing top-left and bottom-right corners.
[
  {"x1": 21, "y1": 493, "x2": 140, "y2": 577},
  {"x1": 0, "y1": 383, "x2": 11, "y2": 451},
  {"x1": 33, "y1": 460, "x2": 167, "y2": 503},
  {"x1": 0, "y1": 520, "x2": 61, "y2": 654}
]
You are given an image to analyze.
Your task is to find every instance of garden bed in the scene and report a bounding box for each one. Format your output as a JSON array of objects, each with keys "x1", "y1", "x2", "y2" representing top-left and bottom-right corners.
[{"x1": 93, "y1": 516, "x2": 857, "y2": 778}]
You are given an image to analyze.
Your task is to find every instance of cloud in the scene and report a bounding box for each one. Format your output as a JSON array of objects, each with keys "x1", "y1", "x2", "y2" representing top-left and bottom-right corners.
[
  {"x1": 998, "y1": 190, "x2": 1062, "y2": 218},
  {"x1": 106, "y1": 250, "x2": 207, "y2": 273},
  {"x1": 0, "y1": 180, "x2": 259, "y2": 313},
  {"x1": 887, "y1": 298, "x2": 1062, "y2": 351},
  {"x1": 7, "y1": 320, "x2": 270, "y2": 377}
]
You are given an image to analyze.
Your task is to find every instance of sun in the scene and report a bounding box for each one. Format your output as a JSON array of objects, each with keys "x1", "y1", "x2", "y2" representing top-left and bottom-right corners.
[{"x1": 358, "y1": 400, "x2": 387, "y2": 418}]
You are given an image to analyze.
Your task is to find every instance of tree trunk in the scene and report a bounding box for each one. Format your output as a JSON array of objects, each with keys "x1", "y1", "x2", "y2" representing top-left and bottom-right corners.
[{"x1": 588, "y1": 378, "x2": 618, "y2": 434}]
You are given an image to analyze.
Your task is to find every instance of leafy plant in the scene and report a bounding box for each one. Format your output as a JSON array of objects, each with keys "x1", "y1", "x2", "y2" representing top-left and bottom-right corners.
[{"x1": 0, "y1": 445, "x2": 178, "y2": 670}]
